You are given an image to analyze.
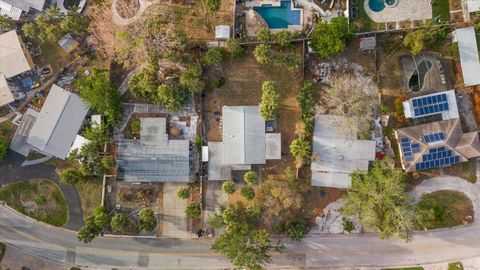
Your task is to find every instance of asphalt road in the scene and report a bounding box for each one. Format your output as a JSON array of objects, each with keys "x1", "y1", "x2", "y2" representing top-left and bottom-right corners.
[{"x1": 1, "y1": 203, "x2": 480, "y2": 269}]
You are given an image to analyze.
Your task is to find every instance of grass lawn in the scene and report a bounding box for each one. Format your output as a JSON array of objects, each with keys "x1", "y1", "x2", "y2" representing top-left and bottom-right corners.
[
  {"x1": 75, "y1": 178, "x2": 103, "y2": 217},
  {"x1": 443, "y1": 159, "x2": 477, "y2": 183},
  {"x1": 448, "y1": 262, "x2": 464, "y2": 270},
  {"x1": 432, "y1": 0, "x2": 450, "y2": 21},
  {"x1": 0, "y1": 242, "x2": 5, "y2": 263},
  {"x1": 0, "y1": 121, "x2": 14, "y2": 139},
  {"x1": 415, "y1": 190, "x2": 473, "y2": 229},
  {"x1": 0, "y1": 179, "x2": 68, "y2": 226},
  {"x1": 37, "y1": 41, "x2": 69, "y2": 73}
]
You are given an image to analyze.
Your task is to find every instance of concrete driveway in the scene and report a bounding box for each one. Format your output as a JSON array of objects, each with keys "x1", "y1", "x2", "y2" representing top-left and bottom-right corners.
[{"x1": 161, "y1": 183, "x2": 188, "y2": 238}]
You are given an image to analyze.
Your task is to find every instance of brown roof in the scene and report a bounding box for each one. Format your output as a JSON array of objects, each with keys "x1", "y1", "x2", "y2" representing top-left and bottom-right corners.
[{"x1": 395, "y1": 119, "x2": 480, "y2": 172}]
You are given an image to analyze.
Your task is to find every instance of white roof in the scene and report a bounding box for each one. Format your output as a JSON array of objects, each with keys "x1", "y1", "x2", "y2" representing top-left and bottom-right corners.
[
  {"x1": 69, "y1": 135, "x2": 90, "y2": 156},
  {"x1": 222, "y1": 106, "x2": 266, "y2": 165},
  {"x1": 0, "y1": 30, "x2": 31, "y2": 78},
  {"x1": 455, "y1": 27, "x2": 480, "y2": 87},
  {"x1": 26, "y1": 85, "x2": 89, "y2": 159},
  {"x1": 310, "y1": 115, "x2": 376, "y2": 188},
  {"x1": 0, "y1": 73, "x2": 14, "y2": 107},
  {"x1": 402, "y1": 90, "x2": 459, "y2": 120},
  {"x1": 202, "y1": 146, "x2": 209, "y2": 162},
  {"x1": 207, "y1": 142, "x2": 251, "y2": 181},
  {"x1": 215, "y1": 25, "x2": 230, "y2": 39},
  {"x1": 265, "y1": 133, "x2": 281, "y2": 160},
  {"x1": 467, "y1": 0, "x2": 480, "y2": 12}
]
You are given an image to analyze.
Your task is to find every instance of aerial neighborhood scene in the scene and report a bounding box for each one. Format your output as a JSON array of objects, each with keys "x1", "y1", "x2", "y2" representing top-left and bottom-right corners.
[{"x1": 1, "y1": 0, "x2": 480, "y2": 269}]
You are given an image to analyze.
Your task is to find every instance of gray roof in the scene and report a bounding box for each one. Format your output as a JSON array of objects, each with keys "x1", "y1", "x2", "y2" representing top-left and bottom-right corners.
[
  {"x1": 58, "y1": 33, "x2": 80, "y2": 53},
  {"x1": 310, "y1": 115, "x2": 376, "y2": 188},
  {"x1": 0, "y1": 0, "x2": 44, "y2": 12},
  {"x1": 116, "y1": 118, "x2": 191, "y2": 182},
  {"x1": 0, "y1": 30, "x2": 31, "y2": 78},
  {"x1": 455, "y1": 27, "x2": 480, "y2": 87},
  {"x1": 26, "y1": 85, "x2": 89, "y2": 159},
  {"x1": 222, "y1": 106, "x2": 266, "y2": 164}
]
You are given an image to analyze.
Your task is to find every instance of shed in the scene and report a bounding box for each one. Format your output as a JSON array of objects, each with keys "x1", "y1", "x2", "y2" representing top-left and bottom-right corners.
[
  {"x1": 58, "y1": 33, "x2": 80, "y2": 53},
  {"x1": 359, "y1": 36, "x2": 376, "y2": 51},
  {"x1": 215, "y1": 25, "x2": 230, "y2": 40}
]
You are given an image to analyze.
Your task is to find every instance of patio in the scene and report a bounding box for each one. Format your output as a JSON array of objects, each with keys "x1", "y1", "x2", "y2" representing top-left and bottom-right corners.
[{"x1": 364, "y1": 0, "x2": 432, "y2": 23}]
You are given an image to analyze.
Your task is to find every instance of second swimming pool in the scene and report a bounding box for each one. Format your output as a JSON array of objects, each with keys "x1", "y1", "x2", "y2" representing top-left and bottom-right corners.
[{"x1": 253, "y1": 0, "x2": 301, "y2": 29}]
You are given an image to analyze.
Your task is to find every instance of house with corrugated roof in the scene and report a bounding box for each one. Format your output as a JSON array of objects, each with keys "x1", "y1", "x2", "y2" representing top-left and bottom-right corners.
[
  {"x1": 115, "y1": 118, "x2": 193, "y2": 183},
  {"x1": 453, "y1": 27, "x2": 480, "y2": 87},
  {"x1": 207, "y1": 106, "x2": 281, "y2": 180},
  {"x1": 0, "y1": 0, "x2": 45, "y2": 20}
]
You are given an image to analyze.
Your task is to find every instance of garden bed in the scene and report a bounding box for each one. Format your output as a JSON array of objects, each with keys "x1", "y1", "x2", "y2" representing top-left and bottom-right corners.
[{"x1": 0, "y1": 179, "x2": 68, "y2": 226}]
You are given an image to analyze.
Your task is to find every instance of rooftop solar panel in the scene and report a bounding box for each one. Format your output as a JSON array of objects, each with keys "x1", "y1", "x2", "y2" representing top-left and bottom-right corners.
[{"x1": 411, "y1": 93, "x2": 451, "y2": 117}]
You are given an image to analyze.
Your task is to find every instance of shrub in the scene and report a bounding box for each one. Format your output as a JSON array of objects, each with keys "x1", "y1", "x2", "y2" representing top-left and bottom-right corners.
[
  {"x1": 277, "y1": 217, "x2": 308, "y2": 241},
  {"x1": 275, "y1": 29, "x2": 292, "y2": 48},
  {"x1": 226, "y1": 39, "x2": 245, "y2": 59},
  {"x1": 221, "y1": 181, "x2": 236, "y2": 195},
  {"x1": 380, "y1": 104, "x2": 390, "y2": 114},
  {"x1": 212, "y1": 75, "x2": 225, "y2": 88},
  {"x1": 35, "y1": 195, "x2": 47, "y2": 205},
  {"x1": 257, "y1": 27, "x2": 271, "y2": 43},
  {"x1": 342, "y1": 218, "x2": 355, "y2": 233},
  {"x1": 259, "y1": 81, "x2": 280, "y2": 120},
  {"x1": 254, "y1": 44, "x2": 272, "y2": 64},
  {"x1": 177, "y1": 186, "x2": 190, "y2": 199},
  {"x1": 156, "y1": 84, "x2": 189, "y2": 111},
  {"x1": 185, "y1": 202, "x2": 202, "y2": 219},
  {"x1": 241, "y1": 186, "x2": 255, "y2": 201},
  {"x1": 243, "y1": 171, "x2": 257, "y2": 186},
  {"x1": 111, "y1": 213, "x2": 130, "y2": 232},
  {"x1": 138, "y1": 208, "x2": 157, "y2": 232},
  {"x1": 131, "y1": 120, "x2": 141, "y2": 133},
  {"x1": 203, "y1": 48, "x2": 226, "y2": 65}
]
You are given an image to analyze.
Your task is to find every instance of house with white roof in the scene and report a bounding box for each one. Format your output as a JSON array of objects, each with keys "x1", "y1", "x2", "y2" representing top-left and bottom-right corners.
[
  {"x1": 207, "y1": 106, "x2": 281, "y2": 180},
  {"x1": 402, "y1": 90, "x2": 459, "y2": 120},
  {"x1": 453, "y1": 27, "x2": 480, "y2": 87},
  {"x1": 0, "y1": 0, "x2": 45, "y2": 20},
  {"x1": 16, "y1": 85, "x2": 89, "y2": 159},
  {"x1": 310, "y1": 114, "x2": 376, "y2": 189}
]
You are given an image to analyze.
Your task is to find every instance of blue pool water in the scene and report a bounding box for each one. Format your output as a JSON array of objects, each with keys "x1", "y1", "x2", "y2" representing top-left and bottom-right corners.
[
  {"x1": 368, "y1": 0, "x2": 385, "y2": 12},
  {"x1": 253, "y1": 1, "x2": 301, "y2": 29}
]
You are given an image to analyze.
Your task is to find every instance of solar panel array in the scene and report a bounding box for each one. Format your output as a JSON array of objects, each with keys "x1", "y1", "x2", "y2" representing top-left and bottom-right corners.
[
  {"x1": 423, "y1": 132, "x2": 445, "y2": 143},
  {"x1": 400, "y1": 138, "x2": 413, "y2": 161},
  {"x1": 415, "y1": 146, "x2": 460, "y2": 170},
  {"x1": 411, "y1": 143, "x2": 421, "y2": 153},
  {"x1": 412, "y1": 93, "x2": 449, "y2": 117}
]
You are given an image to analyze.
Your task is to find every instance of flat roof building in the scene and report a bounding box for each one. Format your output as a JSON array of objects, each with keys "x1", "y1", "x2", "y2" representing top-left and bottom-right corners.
[
  {"x1": 454, "y1": 27, "x2": 480, "y2": 87},
  {"x1": 0, "y1": 30, "x2": 32, "y2": 78},
  {"x1": 310, "y1": 115, "x2": 376, "y2": 188},
  {"x1": 402, "y1": 90, "x2": 459, "y2": 120},
  {"x1": 116, "y1": 118, "x2": 192, "y2": 183}
]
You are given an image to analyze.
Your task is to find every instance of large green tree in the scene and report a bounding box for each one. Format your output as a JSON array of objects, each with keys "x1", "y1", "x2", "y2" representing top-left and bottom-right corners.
[
  {"x1": 78, "y1": 206, "x2": 110, "y2": 243},
  {"x1": 75, "y1": 69, "x2": 122, "y2": 126},
  {"x1": 296, "y1": 82, "x2": 315, "y2": 130},
  {"x1": 259, "y1": 81, "x2": 280, "y2": 120},
  {"x1": 309, "y1": 16, "x2": 354, "y2": 59},
  {"x1": 111, "y1": 213, "x2": 130, "y2": 233},
  {"x1": 156, "y1": 83, "x2": 189, "y2": 110},
  {"x1": 342, "y1": 158, "x2": 415, "y2": 241},
  {"x1": 211, "y1": 203, "x2": 278, "y2": 270},
  {"x1": 289, "y1": 138, "x2": 311, "y2": 168}
]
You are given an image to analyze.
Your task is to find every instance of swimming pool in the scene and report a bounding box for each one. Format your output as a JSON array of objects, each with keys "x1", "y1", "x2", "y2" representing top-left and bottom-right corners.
[
  {"x1": 253, "y1": 1, "x2": 301, "y2": 29},
  {"x1": 368, "y1": 0, "x2": 385, "y2": 12}
]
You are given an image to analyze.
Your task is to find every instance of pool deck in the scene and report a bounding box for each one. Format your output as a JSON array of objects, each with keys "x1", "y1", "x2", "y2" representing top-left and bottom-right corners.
[{"x1": 364, "y1": 0, "x2": 432, "y2": 23}]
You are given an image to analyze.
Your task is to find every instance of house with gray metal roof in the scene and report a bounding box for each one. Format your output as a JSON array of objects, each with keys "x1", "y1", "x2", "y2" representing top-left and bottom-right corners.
[
  {"x1": 0, "y1": 74, "x2": 14, "y2": 107},
  {"x1": 207, "y1": 106, "x2": 281, "y2": 180},
  {"x1": 0, "y1": 0, "x2": 45, "y2": 20},
  {"x1": 310, "y1": 114, "x2": 376, "y2": 188},
  {"x1": 0, "y1": 30, "x2": 33, "y2": 78},
  {"x1": 24, "y1": 84, "x2": 89, "y2": 159},
  {"x1": 116, "y1": 118, "x2": 192, "y2": 183},
  {"x1": 454, "y1": 27, "x2": 480, "y2": 87}
]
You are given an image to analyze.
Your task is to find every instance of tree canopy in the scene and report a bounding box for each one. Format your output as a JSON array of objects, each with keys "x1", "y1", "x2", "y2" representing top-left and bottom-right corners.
[
  {"x1": 211, "y1": 203, "x2": 278, "y2": 270},
  {"x1": 243, "y1": 171, "x2": 257, "y2": 186},
  {"x1": 75, "y1": 69, "x2": 122, "y2": 126},
  {"x1": 342, "y1": 158, "x2": 415, "y2": 241},
  {"x1": 111, "y1": 213, "x2": 130, "y2": 233},
  {"x1": 289, "y1": 138, "x2": 311, "y2": 168},
  {"x1": 78, "y1": 206, "x2": 110, "y2": 243},
  {"x1": 309, "y1": 16, "x2": 354, "y2": 59},
  {"x1": 259, "y1": 81, "x2": 280, "y2": 120},
  {"x1": 403, "y1": 29, "x2": 434, "y2": 55},
  {"x1": 222, "y1": 180, "x2": 236, "y2": 195},
  {"x1": 320, "y1": 72, "x2": 378, "y2": 135},
  {"x1": 254, "y1": 44, "x2": 272, "y2": 64}
]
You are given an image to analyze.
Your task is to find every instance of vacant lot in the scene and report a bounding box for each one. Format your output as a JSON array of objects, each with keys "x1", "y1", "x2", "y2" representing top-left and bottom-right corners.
[
  {"x1": 415, "y1": 190, "x2": 473, "y2": 229},
  {"x1": 75, "y1": 178, "x2": 103, "y2": 217},
  {"x1": 0, "y1": 179, "x2": 68, "y2": 226}
]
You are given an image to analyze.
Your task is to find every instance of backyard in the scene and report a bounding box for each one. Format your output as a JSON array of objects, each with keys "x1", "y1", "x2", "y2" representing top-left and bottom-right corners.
[{"x1": 0, "y1": 179, "x2": 68, "y2": 226}]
